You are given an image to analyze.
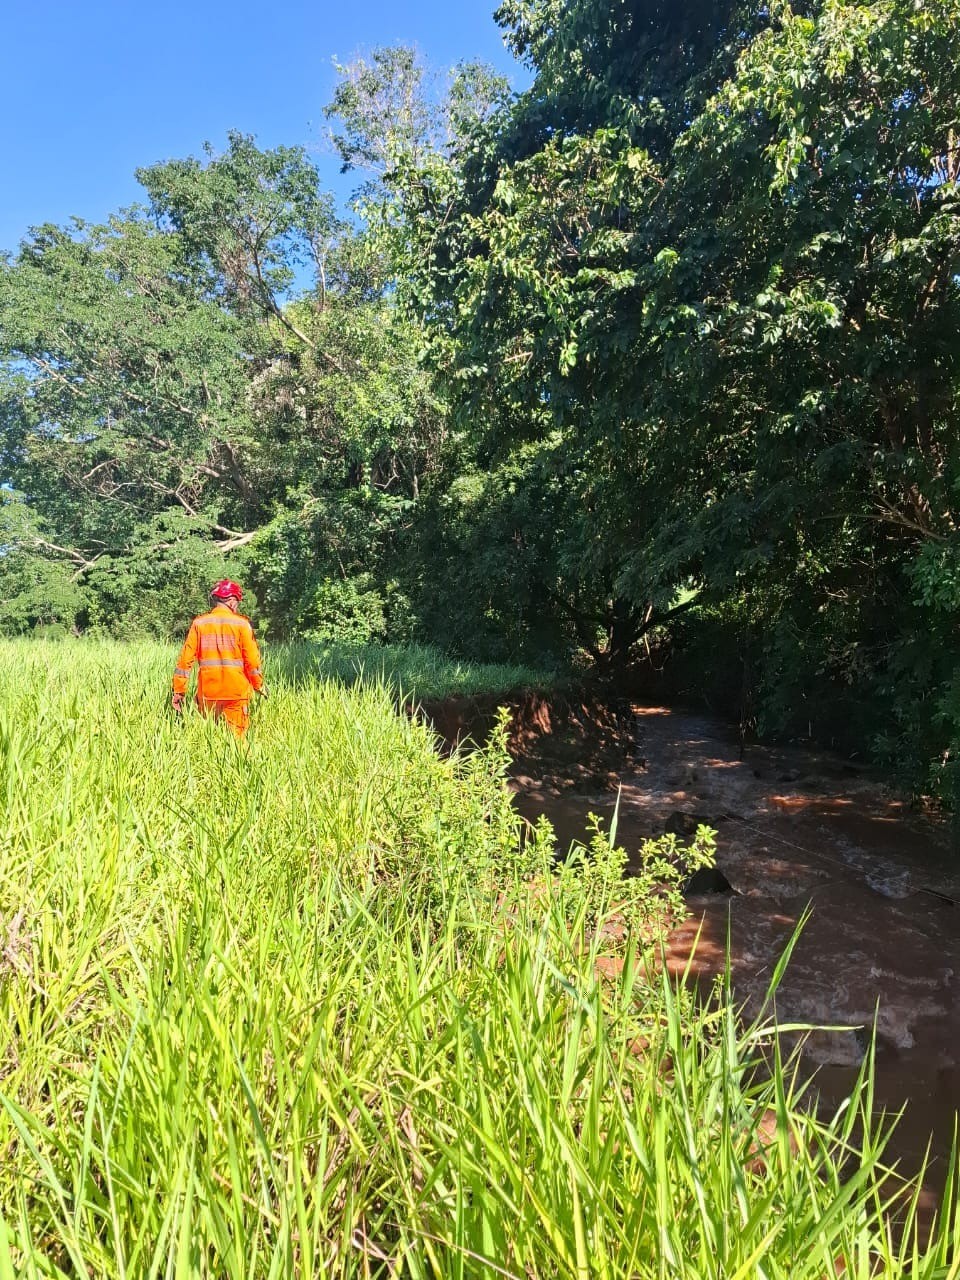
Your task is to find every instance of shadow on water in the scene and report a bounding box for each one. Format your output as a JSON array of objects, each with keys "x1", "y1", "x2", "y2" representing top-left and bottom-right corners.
[{"x1": 512, "y1": 704, "x2": 960, "y2": 1230}]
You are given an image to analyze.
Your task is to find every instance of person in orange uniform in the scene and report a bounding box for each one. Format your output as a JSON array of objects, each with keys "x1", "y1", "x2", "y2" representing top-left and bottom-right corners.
[{"x1": 171, "y1": 580, "x2": 265, "y2": 737}]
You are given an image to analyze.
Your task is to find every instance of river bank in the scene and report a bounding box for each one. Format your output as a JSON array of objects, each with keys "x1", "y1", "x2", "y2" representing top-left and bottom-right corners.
[{"x1": 420, "y1": 692, "x2": 960, "y2": 1225}]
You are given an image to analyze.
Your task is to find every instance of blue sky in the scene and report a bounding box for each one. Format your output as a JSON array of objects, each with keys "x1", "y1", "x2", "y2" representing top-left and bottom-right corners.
[{"x1": 0, "y1": 0, "x2": 526, "y2": 255}]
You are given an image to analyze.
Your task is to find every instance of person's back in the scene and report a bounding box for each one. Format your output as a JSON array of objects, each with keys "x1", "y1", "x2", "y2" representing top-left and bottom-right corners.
[{"x1": 172, "y1": 580, "x2": 264, "y2": 736}]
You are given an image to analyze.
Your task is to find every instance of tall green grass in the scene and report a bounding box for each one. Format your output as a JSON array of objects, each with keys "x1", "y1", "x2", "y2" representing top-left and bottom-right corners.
[
  {"x1": 0, "y1": 641, "x2": 957, "y2": 1277},
  {"x1": 266, "y1": 638, "x2": 552, "y2": 699}
]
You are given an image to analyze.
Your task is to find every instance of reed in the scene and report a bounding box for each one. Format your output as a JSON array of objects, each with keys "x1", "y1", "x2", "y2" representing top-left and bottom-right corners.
[{"x1": 0, "y1": 642, "x2": 956, "y2": 1277}]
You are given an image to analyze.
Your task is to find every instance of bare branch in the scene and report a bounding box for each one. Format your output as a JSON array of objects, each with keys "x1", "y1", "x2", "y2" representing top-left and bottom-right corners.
[
  {"x1": 28, "y1": 538, "x2": 104, "y2": 575},
  {"x1": 215, "y1": 530, "x2": 257, "y2": 551}
]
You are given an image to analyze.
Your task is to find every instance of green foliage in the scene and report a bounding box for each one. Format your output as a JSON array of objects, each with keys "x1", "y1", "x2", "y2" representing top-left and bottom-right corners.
[
  {"x1": 404, "y1": 447, "x2": 575, "y2": 662},
  {"x1": 0, "y1": 644, "x2": 956, "y2": 1275},
  {"x1": 81, "y1": 521, "x2": 252, "y2": 638},
  {"x1": 0, "y1": 494, "x2": 84, "y2": 634},
  {"x1": 6, "y1": 6, "x2": 960, "y2": 803},
  {"x1": 275, "y1": 638, "x2": 549, "y2": 699},
  {"x1": 557, "y1": 814, "x2": 717, "y2": 937},
  {"x1": 138, "y1": 130, "x2": 337, "y2": 313},
  {"x1": 0, "y1": 135, "x2": 447, "y2": 644},
  {"x1": 326, "y1": 47, "x2": 510, "y2": 184},
  {"x1": 303, "y1": 573, "x2": 388, "y2": 644},
  {"x1": 353, "y1": 0, "x2": 960, "y2": 795}
]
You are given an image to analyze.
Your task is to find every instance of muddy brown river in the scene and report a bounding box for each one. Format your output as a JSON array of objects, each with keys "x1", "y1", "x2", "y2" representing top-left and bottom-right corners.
[{"x1": 511, "y1": 704, "x2": 960, "y2": 1222}]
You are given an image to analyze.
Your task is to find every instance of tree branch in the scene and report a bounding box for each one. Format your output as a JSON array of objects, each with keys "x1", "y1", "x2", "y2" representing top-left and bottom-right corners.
[
  {"x1": 215, "y1": 529, "x2": 257, "y2": 551},
  {"x1": 28, "y1": 538, "x2": 104, "y2": 576}
]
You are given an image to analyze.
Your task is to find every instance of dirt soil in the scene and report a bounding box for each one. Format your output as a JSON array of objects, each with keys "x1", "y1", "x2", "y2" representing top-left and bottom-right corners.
[
  {"x1": 422, "y1": 693, "x2": 960, "y2": 1224},
  {"x1": 414, "y1": 689, "x2": 636, "y2": 781}
]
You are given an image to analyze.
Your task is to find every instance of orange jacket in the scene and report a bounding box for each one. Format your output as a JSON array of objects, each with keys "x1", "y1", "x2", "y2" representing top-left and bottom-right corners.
[{"x1": 172, "y1": 604, "x2": 264, "y2": 701}]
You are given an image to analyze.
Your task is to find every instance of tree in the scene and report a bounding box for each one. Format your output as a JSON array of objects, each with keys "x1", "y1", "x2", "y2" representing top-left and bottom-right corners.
[
  {"x1": 0, "y1": 208, "x2": 259, "y2": 624},
  {"x1": 326, "y1": 47, "x2": 510, "y2": 182},
  {"x1": 367, "y1": 0, "x2": 960, "y2": 776},
  {"x1": 138, "y1": 131, "x2": 339, "y2": 356},
  {"x1": 0, "y1": 135, "x2": 446, "y2": 638}
]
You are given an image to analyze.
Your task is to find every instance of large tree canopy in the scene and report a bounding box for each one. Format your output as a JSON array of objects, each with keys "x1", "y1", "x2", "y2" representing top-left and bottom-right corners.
[
  {"x1": 0, "y1": 135, "x2": 444, "y2": 639},
  {"x1": 408, "y1": 0, "x2": 958, "y2": 588},
  {"x1": 335, "y1": 0, "x2": 960, "y2": 780}
]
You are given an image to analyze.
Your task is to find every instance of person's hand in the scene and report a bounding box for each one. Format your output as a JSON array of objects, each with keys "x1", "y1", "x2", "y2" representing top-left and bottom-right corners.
[
  {"x1": 172, "y1": 692, "x2": 185, "y2": 713},
  {"x1": 257, "y1": 685, "x2": 269, "y2": 699}
]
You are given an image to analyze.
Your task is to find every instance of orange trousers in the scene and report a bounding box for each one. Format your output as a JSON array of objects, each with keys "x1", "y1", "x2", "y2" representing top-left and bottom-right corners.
[{"x1": 197, "y1": 696, "x2": 250, "y2": 738}]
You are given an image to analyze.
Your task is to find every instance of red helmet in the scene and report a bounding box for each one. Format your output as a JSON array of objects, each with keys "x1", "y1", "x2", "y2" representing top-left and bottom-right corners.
[{"x1": 211, "y1": 579, "x2": 243, "y2": 602}]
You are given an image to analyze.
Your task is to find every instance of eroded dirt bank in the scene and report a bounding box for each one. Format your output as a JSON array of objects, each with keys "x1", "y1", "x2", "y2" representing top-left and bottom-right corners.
[{"x1": 420, "y1": 693, "x2": 960, "y2": 1219}]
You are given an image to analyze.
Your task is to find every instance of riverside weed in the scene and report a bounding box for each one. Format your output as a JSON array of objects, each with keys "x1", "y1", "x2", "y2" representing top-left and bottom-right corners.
[{"x1": 0, "y1": 641, "x2": 956, "y2": 1278}]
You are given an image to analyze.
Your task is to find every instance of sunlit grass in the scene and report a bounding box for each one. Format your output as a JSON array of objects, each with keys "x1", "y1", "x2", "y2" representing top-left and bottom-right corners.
[
  {"x1": 0, "y1": 641, "x2": 957, "y2": 1277},
  {"x1": 270, "y1": 638, "x2": 552, "y2": 699}
]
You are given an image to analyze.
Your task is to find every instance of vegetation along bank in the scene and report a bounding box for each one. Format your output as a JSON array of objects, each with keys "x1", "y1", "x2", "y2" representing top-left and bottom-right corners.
[
  {"x1": 2, "y1": 0, "x2": 959, "y2": 802},
  {"x1": 1, "y1": 642, "x2": 958, "y2": 1275}
]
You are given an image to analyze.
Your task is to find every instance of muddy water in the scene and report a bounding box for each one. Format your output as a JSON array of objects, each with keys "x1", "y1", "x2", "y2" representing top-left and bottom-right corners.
[{"x1": 512, "y1": 705, "x2": 960, "y2": 1219}]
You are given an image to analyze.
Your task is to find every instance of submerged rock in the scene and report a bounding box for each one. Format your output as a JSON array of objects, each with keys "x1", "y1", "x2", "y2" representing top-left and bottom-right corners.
[{"x1": 683, "y1": 864, "x2": 734, "y2": 896}]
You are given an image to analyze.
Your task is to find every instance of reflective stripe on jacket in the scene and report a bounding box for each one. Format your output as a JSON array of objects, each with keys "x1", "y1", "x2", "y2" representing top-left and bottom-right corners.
[{"x1": 172, "y1": 605, "x2": 264, "y2": 700}]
